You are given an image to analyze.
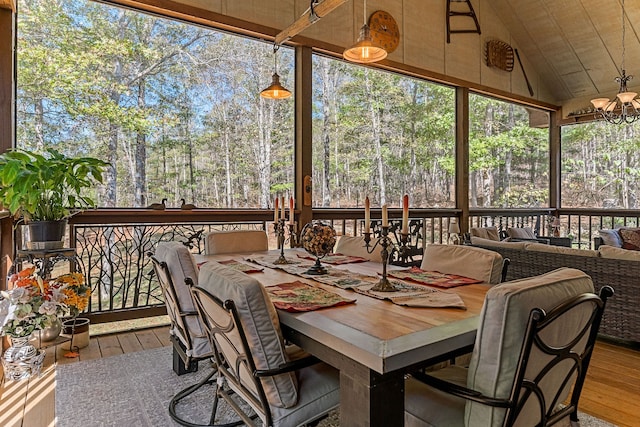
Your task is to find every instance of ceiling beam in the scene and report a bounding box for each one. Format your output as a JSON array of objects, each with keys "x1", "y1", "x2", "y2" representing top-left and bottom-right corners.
[
  {"x1": 0, "y1": 0, "x2": 15, "y2": 12},
  {"x1": 275, "y1": 0, "x2": 347, "y2": 46}
]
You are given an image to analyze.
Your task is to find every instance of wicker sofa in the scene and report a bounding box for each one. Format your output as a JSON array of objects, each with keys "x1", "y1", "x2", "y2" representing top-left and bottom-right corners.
[{"x1": 471, "y1": 237, "x2": 640, "y2": 343}]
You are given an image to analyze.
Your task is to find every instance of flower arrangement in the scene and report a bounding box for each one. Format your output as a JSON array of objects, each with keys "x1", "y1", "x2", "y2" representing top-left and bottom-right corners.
[
  {"x1": 301, "y1": 222, "x2": 337, "y2": 258},
  {"x1": 0, "y1": 267, "x2": 90, "y2": 338}
]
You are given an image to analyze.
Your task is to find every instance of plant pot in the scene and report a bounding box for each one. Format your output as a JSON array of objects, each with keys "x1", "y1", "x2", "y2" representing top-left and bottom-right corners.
[
  {"x1": 1, "y1": 335, "x2": 46, "y2": 381},
  {"x1": 26, "y1": 220, "x2": 67, "y2": 250},
  {"x1": 61, "y1": 317, "x2": 90, "y2": 349}
]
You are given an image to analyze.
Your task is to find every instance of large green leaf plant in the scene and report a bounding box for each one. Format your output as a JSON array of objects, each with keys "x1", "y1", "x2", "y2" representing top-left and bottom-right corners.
[{"x1": 0, "y1": 149, "x2": 108, "y2": 221}]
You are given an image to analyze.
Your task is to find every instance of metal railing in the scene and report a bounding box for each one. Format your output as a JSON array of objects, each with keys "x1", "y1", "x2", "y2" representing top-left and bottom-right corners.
[{"x1": 28, "y1": 207, "x2": 639, "y2": 324}]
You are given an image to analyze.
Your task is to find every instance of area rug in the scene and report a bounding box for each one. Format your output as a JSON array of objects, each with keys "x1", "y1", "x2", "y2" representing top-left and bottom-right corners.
[{"x1": 55, "y1": 346, "x2": 618, "y2": 427}]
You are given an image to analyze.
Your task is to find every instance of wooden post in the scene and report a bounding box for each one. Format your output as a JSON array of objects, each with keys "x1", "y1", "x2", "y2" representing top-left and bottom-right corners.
[
  {"x1": 295, "y1": 46, "x2": 313, "y2": 232},
  {"x1": 549, "y1": 110, "x2": 561, "y2": 209},
  {"x1": 455, "y1": 87, "x2": 470, "y2": 233}
]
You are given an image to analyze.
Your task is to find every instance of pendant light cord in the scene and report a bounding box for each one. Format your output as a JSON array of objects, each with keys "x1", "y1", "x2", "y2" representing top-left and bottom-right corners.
[
  {"x1": 621, "y1": 0, "x2": 626, "y2": 73},
  {"x1": 363, "y1": 0, "x2": 367, "y2": 25},
  {"x1": 273, "y1": 44, "x2": 279, "y2": 74}
]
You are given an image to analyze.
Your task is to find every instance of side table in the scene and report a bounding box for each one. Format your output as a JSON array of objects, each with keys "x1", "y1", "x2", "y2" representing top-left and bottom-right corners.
[
  {"x1": 547, "y1": 237, "x2": 573, "y2": 248},
  {"x1": 13, "y1": 248, "x2": 78, "y2": 278}
]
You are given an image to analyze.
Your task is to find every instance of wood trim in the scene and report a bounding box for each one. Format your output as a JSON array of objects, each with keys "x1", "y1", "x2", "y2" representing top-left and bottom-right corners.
[
  {"x1": 549, "y1": 110, "x2": 561, "y2": 208},
  {"x1": 0, "y1": 0, "x2": 15, "y2": 12},
  {"x1": 275, "y1": 0, "x2": 347, "y2": 45},
  {"x1": 107, "y1": 0, "x2": 560, "y2": 113},
  {"x1": 0, "y1": 7, "x2": 13, "y2": 154}
]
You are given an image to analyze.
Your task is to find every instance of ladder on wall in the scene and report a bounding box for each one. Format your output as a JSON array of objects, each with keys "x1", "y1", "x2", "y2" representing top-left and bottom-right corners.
[{"x1": 446, "y1": 0, "x2": 481, "y2": 43}]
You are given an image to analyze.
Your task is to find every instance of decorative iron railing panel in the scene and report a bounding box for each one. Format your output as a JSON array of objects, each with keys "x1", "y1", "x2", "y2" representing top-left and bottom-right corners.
[{"x1": 72, "y1": 222, "x2": 266, "y2": 316}]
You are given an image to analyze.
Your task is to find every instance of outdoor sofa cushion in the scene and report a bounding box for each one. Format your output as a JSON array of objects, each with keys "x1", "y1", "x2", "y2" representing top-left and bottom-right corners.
[
  {"x1": 524, "y1": 242, "x2": 598, "y2": 257},
  {"x1": 469, "y1": 227, "x2": 500, "y2": 241}
]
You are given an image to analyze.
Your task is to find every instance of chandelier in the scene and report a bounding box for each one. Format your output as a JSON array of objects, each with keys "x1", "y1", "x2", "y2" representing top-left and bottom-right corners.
[{"x1": 590, "y1": 0, "x2": 640, "y2": 124}]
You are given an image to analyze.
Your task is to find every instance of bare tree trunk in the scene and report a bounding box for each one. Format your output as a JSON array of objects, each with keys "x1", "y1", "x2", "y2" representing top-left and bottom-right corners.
[
  {"x1": 135, "y1": 80, "x2": 147, "y2": 207},
  {"x1": 321, "y1": 60, "x2": 331, "y2": 206},
  {"x1": 365, "y1": 71, "x2": 386, "y2": 204},
  {"x1": 34, "y1": 98, "x2": 45, "y2": 152},
  {"x1": 256, "y1": 99, "x2": 274, "y2": 208}
]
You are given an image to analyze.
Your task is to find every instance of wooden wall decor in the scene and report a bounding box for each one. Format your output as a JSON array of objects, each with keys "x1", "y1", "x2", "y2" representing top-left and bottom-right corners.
[
  {"x1": 446, "y1": 0, "x2": 481, "y2": 43},
  {"x1": 486, "y1": 39, "x2": 514, "y2": 72}
]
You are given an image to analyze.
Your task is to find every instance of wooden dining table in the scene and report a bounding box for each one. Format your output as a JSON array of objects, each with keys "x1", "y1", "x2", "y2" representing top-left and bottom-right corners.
[{"x1": 198, "y1": 249, "x2": 491, "y2": 427}]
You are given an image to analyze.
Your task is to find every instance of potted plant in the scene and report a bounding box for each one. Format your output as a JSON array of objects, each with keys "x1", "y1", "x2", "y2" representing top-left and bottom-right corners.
[{"x1": 0, "y1": 148, "x2": 108, "y2": 249}]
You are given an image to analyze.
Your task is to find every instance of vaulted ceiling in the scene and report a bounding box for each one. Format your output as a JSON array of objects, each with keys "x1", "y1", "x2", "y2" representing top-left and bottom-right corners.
[{"x1": 489, "y1": 0, "x2": 640, "y2": 106}]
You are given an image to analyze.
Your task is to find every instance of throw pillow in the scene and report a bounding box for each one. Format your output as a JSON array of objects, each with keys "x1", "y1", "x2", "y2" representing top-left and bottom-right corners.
[
  {"x1": 598, "y1": 229, "x2": 623, "y2": 248},
  {"x1": 619, "y1": 228, "x2": 640, "y2": 251},
  {"x1": 506, "y1": 227, "x2": 536, "y2": 239}
]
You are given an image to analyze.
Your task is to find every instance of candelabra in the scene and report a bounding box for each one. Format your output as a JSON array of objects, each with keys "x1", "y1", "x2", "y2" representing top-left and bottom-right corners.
[
  {"x1": 364, "y1": 226, "x2": 412, "y2": 292},
  {"x1": 273, "y1": 219, "x2": 296, "y2": 264}
]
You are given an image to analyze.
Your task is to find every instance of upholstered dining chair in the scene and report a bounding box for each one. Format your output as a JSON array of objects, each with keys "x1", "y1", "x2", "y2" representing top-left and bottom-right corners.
[
  {"x1": 405, "y1": 268, "x2": 614, "y2": 427},
  {"x1": 204, "y1": 229, "x2": 269, "y2": 255},
  {"x1": 151, "y1": 242, "x2": 224, "y2": 427},
  {"x1": 334, "y1": 235, "x2": 384, "y2": 263},
  {"x1": 190, "y1": 261, "x2": 340, "y2": 427},
  {"x1": 421, "y1": 243, "x2": 507, "y2": 285}
]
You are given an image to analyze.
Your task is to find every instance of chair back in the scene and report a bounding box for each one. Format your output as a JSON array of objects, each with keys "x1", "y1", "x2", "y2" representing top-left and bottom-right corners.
[
  {"x1": 196, "y1": 262, "x2": 298, "y2": 410},
  {"x1": 421, "y1": 244, "x2": 504, "y2": 284},
  {"x1": 205, "y1": 230, "x2": 269, "y2": 255},
  {"x1": 466, "y1": 267, "x2": 613, "y2": 426},
  {"x1": 334, "y1": 235, "x2": 384, "y2": 263},
  {"x1": 151, "y1": 242, "x2": 212, "y2": 359}
]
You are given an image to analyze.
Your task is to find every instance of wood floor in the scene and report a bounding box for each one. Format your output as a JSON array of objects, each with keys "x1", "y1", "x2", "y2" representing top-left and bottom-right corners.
[{"x1": 1, "y1": 328, "x2": 638, "y2": 426}]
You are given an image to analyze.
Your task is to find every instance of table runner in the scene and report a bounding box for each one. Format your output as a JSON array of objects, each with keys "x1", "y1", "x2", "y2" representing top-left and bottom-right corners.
[
  {"x1": 265, "y1": 280, "x2": 356, "y2": 312},
  {"x1": 197, "y1": 259, "x2": 264, "y2": 273},
  {"x1": 387, "y1": 266, "x2": 481, "y2": 288},
  {"x1": 247, "y1": 255, "x2": 467, "y2": 309},
  {"x1": 296, "y1": 253, "x2": 369, "y2": 265}
]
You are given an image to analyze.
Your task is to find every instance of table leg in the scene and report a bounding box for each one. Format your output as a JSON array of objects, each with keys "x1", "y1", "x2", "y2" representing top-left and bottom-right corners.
[{"x1": 339, "y1": 366, "x2": 405, "y2": 427}]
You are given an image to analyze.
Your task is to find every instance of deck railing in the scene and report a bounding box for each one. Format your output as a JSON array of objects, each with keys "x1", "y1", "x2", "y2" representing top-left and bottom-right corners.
[{"x1": 18, "y1": 207, "x2": 638, "y2": 324}]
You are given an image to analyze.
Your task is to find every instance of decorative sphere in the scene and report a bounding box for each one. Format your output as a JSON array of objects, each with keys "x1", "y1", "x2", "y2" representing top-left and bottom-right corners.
[{"x1": 300, "y1": 222, "x2": 337, "y2": 258}]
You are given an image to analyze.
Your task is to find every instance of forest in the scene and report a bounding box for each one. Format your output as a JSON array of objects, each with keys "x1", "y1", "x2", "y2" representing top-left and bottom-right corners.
[{"x1": 15, "y1": 0, "x2": 640, "y2": 211}]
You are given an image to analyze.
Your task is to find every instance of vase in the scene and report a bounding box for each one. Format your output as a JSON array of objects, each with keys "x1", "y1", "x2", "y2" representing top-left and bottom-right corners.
[
  {"x1": 1, "y1": 335, "x2": 46, "y2": 381},
  {"x1": 38, "y1": 317, "x2": 62, "y2": 342}
]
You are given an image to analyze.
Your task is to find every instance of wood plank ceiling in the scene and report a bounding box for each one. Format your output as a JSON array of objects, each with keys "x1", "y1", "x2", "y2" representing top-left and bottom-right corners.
[{"x1": 489, "y1": 0, "x2": 640, "y2": 103}]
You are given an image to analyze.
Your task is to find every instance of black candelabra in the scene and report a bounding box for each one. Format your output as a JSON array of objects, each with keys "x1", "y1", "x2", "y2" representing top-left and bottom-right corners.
[
  {"x1": 363, "y1": 226, "x2": 412, "y2": 292},
  {"x1": 273, "y1": 219, "x2": 296, "y2": 265}
]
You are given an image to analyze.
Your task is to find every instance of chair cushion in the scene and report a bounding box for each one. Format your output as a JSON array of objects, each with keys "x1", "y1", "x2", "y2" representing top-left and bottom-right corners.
[
  {"x1": 420, "y1": 244, "x2": 503, "y2": 284},
  {"x1": 524, "y1": 242, "x2": 599, "y2": 257},
  {"x1": 506, "y1": 227, "x2": 536, "y2": 239},
  {"x1": 205, "y1": 230, "x2": 269, "y2": 255},
  {"x1": 619, "y1": 228, "x2": 640, "y2": 251},
  {"x1": 270, "y1": 361, "x2": 340, "y2": 427},
  {"x1": 154, "y1": 242, "x2": 211, "y2": 358},
  {"x1": 599, "y1": 229, "x2": 623, "y2": 248},
  {"x1": 465, "y1": 268, "x2": 595, "y2": 426},
  {"x1": 334, "y1": 235, "x2": 384, "y2": 263},
  {"x1": 198, "y1": 261, "x2": 298, "y2": 408},
  {"x1": 599, "y1": 244, "x2": 640, "y2": 261},
  {"x1": 405, "y1": 366, "x2": 467, "y2": 427},
  {"x1": 469, "y1": 227, "x2": 500, "y2": 241}
]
